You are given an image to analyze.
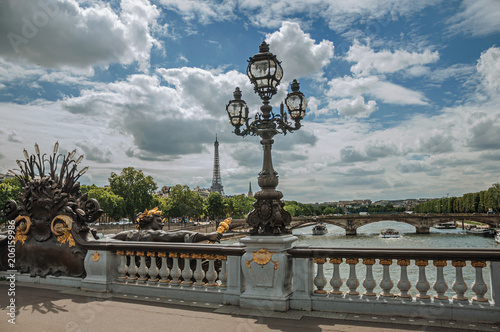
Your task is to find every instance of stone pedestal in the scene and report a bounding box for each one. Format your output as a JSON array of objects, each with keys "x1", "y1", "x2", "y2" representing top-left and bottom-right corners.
[
  {"x1": 81, "y1": 239, "x2": 120, "y2": 292},
  {"x1": 239, "y1": 235, "x2": 297, "y2": 311}
]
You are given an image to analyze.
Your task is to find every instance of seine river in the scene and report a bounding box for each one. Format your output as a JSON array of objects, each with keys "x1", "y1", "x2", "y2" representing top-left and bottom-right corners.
[{"x1": 228, "y1": 220, "x2": 499, "y2": 299}]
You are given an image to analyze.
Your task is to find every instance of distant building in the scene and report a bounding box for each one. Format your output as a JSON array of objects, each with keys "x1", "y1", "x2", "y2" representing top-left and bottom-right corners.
[
  {"x1": 247, "y1": 182, "x2": 253, "y2": 197},
  {"x1": 193, "y1": 186, "x2": 211, "y2": 199},
  {"x1": 158, "y1": 186, "x2": 172, "y2": 198}
]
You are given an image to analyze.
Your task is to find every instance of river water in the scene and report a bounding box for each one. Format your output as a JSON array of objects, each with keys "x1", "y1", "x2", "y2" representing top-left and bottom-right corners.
[{"x1": 227, "y1": 220, "x2": 500, "y2": 299}]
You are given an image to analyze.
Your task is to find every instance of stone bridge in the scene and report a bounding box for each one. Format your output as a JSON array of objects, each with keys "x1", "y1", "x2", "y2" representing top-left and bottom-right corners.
[{"x1": 289, "y1": 213, "x2": 500, "y2": 235}]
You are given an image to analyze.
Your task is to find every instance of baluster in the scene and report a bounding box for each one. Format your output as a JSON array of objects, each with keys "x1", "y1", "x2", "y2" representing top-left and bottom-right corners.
[
  {"x1": 346, "y1": 258, "x2": 360, "y2": 297},
  {"x1": 136, "y1": 251, "x2": 148, "y2": 283},
  {"x1": 415, "y1": 259, "x2": 430, "y2": 301},
  {"x1": 169, "y1": 252, "x2": 182, "y2": 286},
  {"x1": 397, "y1": 259, "x2": 412, "y2": 300},
  {"x1": 452, "y1": 260, "x2": 468, "y2": 303},
  {"x1": 433, "y1": 260, "x2": 448, "y2": 302},
  {"x1": 362, "y1": 258, "x2": 376, "y2": 297},
  {"x1": 329, "y1": 258, "x2": 343, "y2": 296},
  {"x1": 181, "y1": 253, "x2": 193, "y2": 285},
  {"x1": 126, "y1": 250, "x2": 138, "y2": 282},
  {"x1": 471, "y1": 260, "x2": 488, "y2": 303},
  {"x1": 158, "y1": 252, "x2": 170, "y2": 285},
  {"x1": 217, "y1": 255, "x2": 227, "y2": 287},
  {"x1": 204, "y1": 254, "x2": 217, "y2": 287},
  {"x1": 313, "y1": 258, "x2": 328, "y2": 295},
  {"x1": 116, "y1": 250, "x2": 128, "y2": 283},
  {"x1": 147, "y1": 252, "x2": 159, "y2": 285},
  {"x1": 192, "y1": 254, "x2": 205, "y2": 287},
  {"x1": 379, "y1": 259, "x2": 394, "y2": 298}
]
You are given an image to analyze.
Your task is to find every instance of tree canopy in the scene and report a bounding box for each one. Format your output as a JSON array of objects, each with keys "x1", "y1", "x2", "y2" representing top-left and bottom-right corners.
[{"x1": 108, "y1": 167, "x2": 158, "y2": 221}]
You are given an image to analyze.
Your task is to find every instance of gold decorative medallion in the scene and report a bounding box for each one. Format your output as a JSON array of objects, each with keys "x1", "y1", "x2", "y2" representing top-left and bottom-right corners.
[
  {"x1": 92, "y1": 252, "x2": 101, "y2": 262},
  {"x1": 246, "y1": 248, "x2": 278, "y2": 270}
]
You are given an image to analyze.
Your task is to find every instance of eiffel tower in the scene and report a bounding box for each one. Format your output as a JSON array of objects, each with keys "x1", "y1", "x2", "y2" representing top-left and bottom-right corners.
[{"x1": 210, "y1": 135, "x2": 224, "y2": 196}]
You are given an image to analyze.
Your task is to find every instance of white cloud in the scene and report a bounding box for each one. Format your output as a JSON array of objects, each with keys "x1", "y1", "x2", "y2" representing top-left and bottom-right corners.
[
  {"x1": 448, "y1": 0, "x2": 500, "y2": 37},
  {"x1": 0, "y1": 0, "x2": 160, "y2": 72},
  {"x1": 266, "y1": 21, "x2": 334, "y2": 83},
  {"x1": 329, "y1": 96, "x2": 377, "y2": 118},
  {"x1": 327, "y1": 75, "x2": 427, "y2": 105},
  {"x1": 346, "y1": 41, "x2": 439, "y2": 77},
  {"x1": 476, "y1": 47, "x2": 500, "y2": 95}
]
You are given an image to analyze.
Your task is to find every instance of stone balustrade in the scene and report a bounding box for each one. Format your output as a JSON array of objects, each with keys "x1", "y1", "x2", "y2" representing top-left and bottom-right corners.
[{"x1": 3, "y1": 236, "x2": 500, "y2": 324}]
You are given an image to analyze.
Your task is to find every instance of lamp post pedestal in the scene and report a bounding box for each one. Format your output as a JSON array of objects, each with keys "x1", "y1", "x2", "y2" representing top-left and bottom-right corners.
[{"x1": 240, "y1": 235, "x2": 297, "y2": 311}]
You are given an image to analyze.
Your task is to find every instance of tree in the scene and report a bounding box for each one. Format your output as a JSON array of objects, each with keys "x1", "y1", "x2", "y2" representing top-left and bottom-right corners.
[
  {"x1": 205, "y1": 192, "x2": 225, "y2": 220},
  {"x1": 108, "y1": 167, "x2": 158, "y2": 222},
  {"x1": 88, "y1": 187, "x2": 125, "y2": 221},
  {"x1": 166, "y1": 185, "x2": 204, "y2": 220},
  {"x1": 0, "y1": 177, "x2": 22, "y2": 225}
]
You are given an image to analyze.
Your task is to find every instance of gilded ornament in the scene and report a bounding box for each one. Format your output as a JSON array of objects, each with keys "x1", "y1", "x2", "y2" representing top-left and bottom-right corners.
[
  {"x1": 157, "y1": 252, "x2": 167, "y2": 258},
  {"x1": 471, "y1": 260, "x2": 487, "y2": 268},
  {"x1": 362, "y1": 258, "x2": 376, "y2": 265},
  {"x1": 313, "y1": 257, "x2": 327, "y2": 264},
  {"x1": 91, "y1": 252, "x2": 101, "y2": 262},
  {"x1": 116, "y1": 250, "x2": 125, "y2": 256},
  {"x1": 433, "y1": 260, "x2": 447, "y2": 267},
  {"x1": 246, "y1": 248, "x2": 279, "y2": 270},
  {"x1": 191, "y1": 253, "x2": 203, "y2": 259},
  {"x1": 202, "y1": 254, "x2": 215, "y2": 260},
  {"x1": 214, "y1": 254, "x2": 227, "y2": 260},
  {"x1": 147, "y1": 252, "x2": 156, "y2": 257},
  {"x1": 415, "y1": 259, "x2": 428, "y2": 266},
  {"x1": 379, "y1": 258, "x2": 392, "y2": 266},
  {"x1": 329, "y1": 258, "x2": 342, "y2": 264},
  {"x1": 14, "y1": 215, "x2": 31, "y2": 245},
  {"x1": 136, "y1": 251, "x2": 145, "y2": 256},
  {"x1": 125, "y1": 250, "x2": 135, "y2": 256},
  {"x1": 179, "y1": 253, "x2": 190, "y2": 259},
  {"x1": 451, "y1": 260, "x2": 467, "y2": 267},
  {"x1": 397, "y1": 259, "x2": 411, "y2": 266},
  {"x1": 169, "y1": 252, "x2": 179, "y2": 258},
  {"x1": 51, "y1": 215, "x2": 75, "y2": 247},
  {"x1": 345, "y1": 258, "x2": 359, "y2": 265}
]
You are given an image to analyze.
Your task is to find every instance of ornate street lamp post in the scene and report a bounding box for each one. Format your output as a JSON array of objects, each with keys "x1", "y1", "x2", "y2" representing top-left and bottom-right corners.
[{"x1": 226, "y1": 41, "x2": 308, "y2": 235}]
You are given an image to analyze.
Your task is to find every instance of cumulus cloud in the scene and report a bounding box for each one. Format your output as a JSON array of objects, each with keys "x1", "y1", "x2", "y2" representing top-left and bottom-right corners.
[
  {"x1": 448, "y1": 0, "x2": 500, "y2": 37},
  {"x1": 75, "y1": 140, "x2": 112, "y2": 163},
  {"x1": 266, "y1": 21, "x2": 334, "y2": 82},
  {"x1": 0, "y1": 0, "x2": 161, "y2": 72},
  {"x1": 327, "y1": 75, "x2": 427, "y2": 105},
  {"x1": 346, "y1": 41, "x2": 439, "y2": 77},
  {"x1": 477, "y1": 47, "x2": 500, "y2": 95},
  {"x1": 329, "y1": 96, "x2": 377, "y2": 118}
]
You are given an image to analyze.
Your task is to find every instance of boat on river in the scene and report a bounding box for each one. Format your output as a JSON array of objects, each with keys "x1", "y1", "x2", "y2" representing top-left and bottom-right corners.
[
  {"x1": 312, "y1": 223, "x2": 328, "y2": 235},
  {"x1": 434, "y1": 221, "x2": 457, "y2": 229},
  {"x1": 465, "y1": 226, "x2": 496, "y2": 237},
  {"x1": 380, "y1": 228, "x2": 400, "y2": 238}
]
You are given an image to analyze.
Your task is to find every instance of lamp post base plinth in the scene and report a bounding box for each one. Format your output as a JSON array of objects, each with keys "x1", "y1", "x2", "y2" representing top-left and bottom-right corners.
[{"x1": 246, "y1": 189, "x2": 292, "y2": 235}]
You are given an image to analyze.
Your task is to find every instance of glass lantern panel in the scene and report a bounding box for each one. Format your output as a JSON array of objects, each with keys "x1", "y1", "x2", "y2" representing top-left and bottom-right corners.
[
  {"x1": 275, "y1": 64, "x2": 283, "y2": 81},
  {"x1": 250, "y1": 60, "x2": 269, "y2": 79},
  {"x1": 229, "y1": 103, "x2": 241, "y2": 117},
  {"x1": 286, "y1": 95, "x2": 301, "y2": 110}
]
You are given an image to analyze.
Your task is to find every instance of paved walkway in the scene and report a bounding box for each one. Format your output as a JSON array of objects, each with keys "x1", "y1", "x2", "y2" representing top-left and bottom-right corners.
[{"x1": 0, "y1": 283, "x2": 498, "y2": 332}]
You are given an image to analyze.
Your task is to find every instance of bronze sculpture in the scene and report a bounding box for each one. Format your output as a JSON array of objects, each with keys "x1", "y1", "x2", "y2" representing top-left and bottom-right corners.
[
  {"x1": 0, "y1": 143, "x2": 102, "y2": 277},
  {"x1": 111, "y1": 207, "x2": 223, "y2": 243}
]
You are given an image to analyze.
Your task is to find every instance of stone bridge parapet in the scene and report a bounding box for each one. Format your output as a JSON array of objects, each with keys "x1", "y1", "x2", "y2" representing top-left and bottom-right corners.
[{"x1": 290, "y1": 213, "x2": 500, "y2": 235}]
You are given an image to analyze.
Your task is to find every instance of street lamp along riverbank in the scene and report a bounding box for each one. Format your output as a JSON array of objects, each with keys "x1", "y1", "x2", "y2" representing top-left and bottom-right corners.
[{"x1": 226, "y1": 41, "x2": 308, "y2": 236}]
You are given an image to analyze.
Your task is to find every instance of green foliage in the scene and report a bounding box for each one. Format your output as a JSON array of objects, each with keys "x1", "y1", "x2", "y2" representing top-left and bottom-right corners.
[
  {"x1": 87, "y1": 187, "x2": 125, "y2": 221},
  {"x1": 205, "y1": 192, "x2": 225, "y2": 220},
  {"x1": 165, "y1": 184, "x2": 204, "y2": 219},
  {"x1": 108, "y1": 167, "x2": 158, "y2": 221},
  {"x1": 414, "y1": 183, "x2": 500, "y2": 213},
  {"x1": 223, "y1": 194, "x2": 255, "y2": 218},
  {"x1": 0, "y1": 177, "x2": 22, "y2": 224}
]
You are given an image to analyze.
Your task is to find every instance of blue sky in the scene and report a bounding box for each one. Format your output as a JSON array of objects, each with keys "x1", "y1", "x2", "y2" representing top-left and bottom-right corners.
[{"x1": 0, "y1": 0, "x2": 499, "y2": 203}]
